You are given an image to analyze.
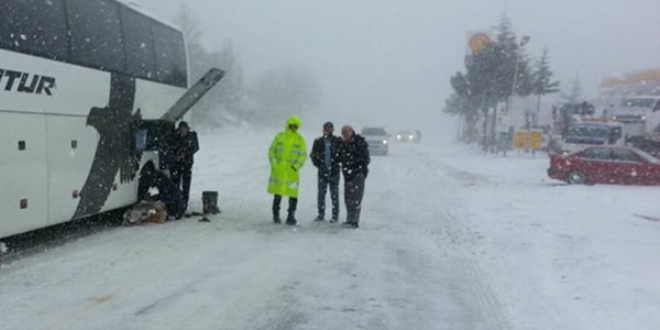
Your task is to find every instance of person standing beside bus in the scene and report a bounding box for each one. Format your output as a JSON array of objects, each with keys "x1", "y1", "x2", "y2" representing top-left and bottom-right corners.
[
  {"x1": 268, "y1": 116, "x2": 307, "y2": 225},
  {"x1": 172, "y1": 121, "x2": 199, "y2": 213}
]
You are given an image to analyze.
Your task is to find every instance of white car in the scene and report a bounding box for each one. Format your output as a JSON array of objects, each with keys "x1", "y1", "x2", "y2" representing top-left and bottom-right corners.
[{"x1": 361, "y1": 127, "x2": 390, "y2": 155}]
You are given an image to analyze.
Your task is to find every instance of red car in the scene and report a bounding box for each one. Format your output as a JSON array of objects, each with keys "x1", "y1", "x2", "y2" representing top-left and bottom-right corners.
[{"x1": 548, "y1": 146, "x2": 660, "y2": 185}]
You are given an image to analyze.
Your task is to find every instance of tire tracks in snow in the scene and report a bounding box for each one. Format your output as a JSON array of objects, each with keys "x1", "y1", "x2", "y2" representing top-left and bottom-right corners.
[{"x1": 402, "y1": 146, "x2": 514, "y2": 330}]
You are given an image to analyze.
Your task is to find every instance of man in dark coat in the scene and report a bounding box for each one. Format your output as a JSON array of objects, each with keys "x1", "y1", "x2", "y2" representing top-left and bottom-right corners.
[
  {"x1": 138, "y1": 162, "x2": 185, "y2": 220},
  {"x1": 310, "y1": 122, "x2": 343, "y2": 222},
  {"x1": 171, "y1": 121, "x2": 199, "y2": 212},
  {"x1": 340, "y1": 125, "x2": 371, "y2": 229}
]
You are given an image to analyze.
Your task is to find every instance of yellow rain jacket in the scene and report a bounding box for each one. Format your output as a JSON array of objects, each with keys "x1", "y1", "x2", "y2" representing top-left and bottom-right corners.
[{"x1": 267, "y1": 116, "x2": 307, "y2": 198}]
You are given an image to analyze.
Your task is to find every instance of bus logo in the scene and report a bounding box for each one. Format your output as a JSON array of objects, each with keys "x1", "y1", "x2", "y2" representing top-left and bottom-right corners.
[{"x1": 0, "y1": 68, "x2": 55, "y2": 96}]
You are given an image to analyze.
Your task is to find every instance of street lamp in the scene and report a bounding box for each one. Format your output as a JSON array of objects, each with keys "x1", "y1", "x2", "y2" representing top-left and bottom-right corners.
[
  {"x1": 516, "y1": 36, "x2": 531, "y2": 151},
  {"x1": 509, "y1": 36, "x2": 531, "y2": 111},
  {"x1": 503, "y1": 36, "x2": 530, "y2": 154}
]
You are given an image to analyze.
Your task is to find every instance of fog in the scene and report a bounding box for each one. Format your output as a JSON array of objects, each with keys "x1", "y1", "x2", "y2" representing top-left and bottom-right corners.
[{"x1": 133, "y1": 0, "x2": 659, "y2": 136}]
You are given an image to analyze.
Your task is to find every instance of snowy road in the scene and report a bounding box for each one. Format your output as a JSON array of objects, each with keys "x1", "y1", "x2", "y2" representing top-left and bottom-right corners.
[{"x1": 1, "y1": 130, "x2": 660, "y2": 330}]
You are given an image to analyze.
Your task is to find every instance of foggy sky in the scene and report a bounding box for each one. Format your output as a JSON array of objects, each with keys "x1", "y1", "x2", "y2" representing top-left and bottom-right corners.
[{"x1": 133, "y1": 0, "x2": 660, "y2": 133}]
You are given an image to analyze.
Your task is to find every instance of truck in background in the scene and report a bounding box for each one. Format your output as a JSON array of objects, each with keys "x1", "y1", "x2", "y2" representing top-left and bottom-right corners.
[{"x1": 607, "y1": 96, "x2": 660, "y2": 143}]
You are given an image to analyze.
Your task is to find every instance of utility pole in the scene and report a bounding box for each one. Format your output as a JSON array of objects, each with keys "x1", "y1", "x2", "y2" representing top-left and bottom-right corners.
[
  {"x1": 506, "y1": 36, "x2": 531, "y2": 152},
  {"x1": 508, "y1": 36, "x2": 531, "y2": 113}
]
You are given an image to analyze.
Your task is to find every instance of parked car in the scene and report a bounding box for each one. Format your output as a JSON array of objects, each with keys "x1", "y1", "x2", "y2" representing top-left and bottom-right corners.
[
  {"x1": 548, "y1": 146, "x2": 660, "y2": 185},
  {"x1": 362, "y1": 127, "x2": 389, "y2": 155}
]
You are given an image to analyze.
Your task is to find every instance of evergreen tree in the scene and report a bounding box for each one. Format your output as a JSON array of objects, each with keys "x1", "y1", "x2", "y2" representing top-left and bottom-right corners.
[
  {"x1": 443, "y1": 14, "x2": 535, "y2": 147},
  {"x1": 515, "y1": 54, "x2": 535, "y2": 98},
  {"x1": 531, "y1": 48, "x2": 560, "y2": 111},
  {"x1": 562, "y1": 76, "x2": 583, "y2": 104}
]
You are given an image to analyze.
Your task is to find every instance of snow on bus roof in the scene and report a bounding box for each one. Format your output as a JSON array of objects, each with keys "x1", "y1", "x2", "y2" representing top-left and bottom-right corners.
[{"x1": 115, "y1": 0, "x2": 183, "y2": 32}]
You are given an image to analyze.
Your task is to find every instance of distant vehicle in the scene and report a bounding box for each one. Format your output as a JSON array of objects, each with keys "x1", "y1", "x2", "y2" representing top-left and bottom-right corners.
[
  {"x1": 561, "y1": 122, "x2": 623, "y2": 153},
  {"x1": 395, "y1": 131, "x2": 418, "y2": 143},
  {"x1": 361, "y1": 127, "x2": 389, "y2": 155},
  {"x1": 609, "y1": 96, "x2": 660, "y2": 141},
  {"x1": 548, "y1": 146, "x2": 660, "y2": 185}
]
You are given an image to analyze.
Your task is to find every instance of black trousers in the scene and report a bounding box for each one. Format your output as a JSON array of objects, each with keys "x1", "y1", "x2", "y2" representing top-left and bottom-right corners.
[
  {"x1": 344, "y1": 173, "x2": 366, "y2": 224},
  {"x1": 273, "y1": 195, "x2": 298, "y2": 217},
  {"x1": 318, "y1": 171, "x2": 340, "y2": 219},
  {"x1": 171, "y1": 162, "x2": 192, "y2": 210},
  {"x1": 156, "y1": 193, "x2": 184, "y2": 219}
]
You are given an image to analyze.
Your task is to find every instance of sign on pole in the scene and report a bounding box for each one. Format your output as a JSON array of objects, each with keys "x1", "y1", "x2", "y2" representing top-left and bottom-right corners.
[{"x1": 468, "y1": 33, "x2": 491, "y2": 54}]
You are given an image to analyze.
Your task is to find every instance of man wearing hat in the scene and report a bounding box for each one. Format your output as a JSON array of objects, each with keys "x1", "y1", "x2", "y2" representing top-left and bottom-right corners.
[
  {"x1": 172, "y1": 121, "x2": 199, "y2": 213},
  {"x1": 310, "y1": 122, "x2": 343, "y2": 222}
]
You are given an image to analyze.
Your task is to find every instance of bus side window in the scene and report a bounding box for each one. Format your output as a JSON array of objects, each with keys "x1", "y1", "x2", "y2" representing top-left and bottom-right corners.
[
  {"x1": 67, "y1": 0, "x2": 126, "y2": 72},
  {"x1": 122, "y1": 7, "x2": 156, "y2": 80},
  {"x1": 0, "y1": 0, "x2": 69, "y2": 61},
  {"x1": 153, "y1": 23, "x2": 188, "y2": 88}
]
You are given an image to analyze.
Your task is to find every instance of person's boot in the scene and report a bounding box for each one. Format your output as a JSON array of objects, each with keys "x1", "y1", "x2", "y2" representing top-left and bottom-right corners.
[
  {"x1": 286, "y1": 198, "x2": 298, "y2": 225},
  {"x1": 330, "y1": 209, "x2": 339, "y2": 223},
  {"x1": 343, "y1": 210, "x2": 360, "y2": 229},
  {"x1": 342, "y1": 211, "x2": 355, "y2": 228},
  {"x1": 286, "y1": 212, "x2": 298, "y2": 226},
  {"x1": 353, "y1": 210, "x2": 361, "y2": 228},
  {"x1": 314, "y1": 214, "x2": 325, "y2": 222},
  {"x1": 273, "y1": 196, "x2": 282, "y2": 224}
]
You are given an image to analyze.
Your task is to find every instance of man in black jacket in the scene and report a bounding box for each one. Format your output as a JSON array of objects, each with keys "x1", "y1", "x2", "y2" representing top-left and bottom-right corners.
[
  {"x1": 310, "y1": 122, "x2": 343, "y2": 222},
  {"x1": 138, "y1": 162, "x2": 185, "y2": 220},
  {"x1": 340, "y1": 125, "x2": 371, "y2": 228},
  {"x1": 171, "y1": 121, "x2": 199, "y2": 212}
]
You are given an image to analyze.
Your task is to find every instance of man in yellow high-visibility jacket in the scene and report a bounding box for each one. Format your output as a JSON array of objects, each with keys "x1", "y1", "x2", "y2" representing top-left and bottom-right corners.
[{"x1": 268, "y1": 115, "x2": 307, "y2": 225}]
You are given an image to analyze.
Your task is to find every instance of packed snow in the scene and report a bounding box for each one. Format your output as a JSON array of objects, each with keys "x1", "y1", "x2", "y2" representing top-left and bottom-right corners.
[{"x1": 1, "y1": 129, "x2": 659, "y2": 330}]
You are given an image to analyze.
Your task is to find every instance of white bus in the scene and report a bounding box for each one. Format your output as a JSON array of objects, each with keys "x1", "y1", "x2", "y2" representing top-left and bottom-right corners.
[{"x1": 0, "y1": 0, "x2": 198, "y2": 238}]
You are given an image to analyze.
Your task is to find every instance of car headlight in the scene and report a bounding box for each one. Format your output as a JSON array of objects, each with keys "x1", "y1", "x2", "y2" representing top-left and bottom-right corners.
[
  {"x1": 383, "y1": 140, "x2": 388, "y2": 145},
  {"x1": 409, "y1": 135, "x2": 414, "y2": 139},
  {"x1": 642, "y1": 116, "x2": 647, "y2": 121}
]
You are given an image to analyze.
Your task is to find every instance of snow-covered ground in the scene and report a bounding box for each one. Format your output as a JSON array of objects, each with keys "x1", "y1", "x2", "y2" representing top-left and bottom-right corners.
[{"x1": 1, "y1": 129, "x2": 659, "y2": 330}]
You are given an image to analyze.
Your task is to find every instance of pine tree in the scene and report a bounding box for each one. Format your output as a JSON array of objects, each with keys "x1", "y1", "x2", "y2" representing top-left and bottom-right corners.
[
  {"x1": 562, "y1": 76, "x2": 582, "y2": 104},
  {"x1": 532, "y1": 48, "x2": 560, "y2": 111},
  {"x1": 492, "y1": 15, "x2": 534, "y2": 101},
  {"x1": 444, "y1": 14, "x2": 536, "y2": 147},
  {"x1": 516, "y1": 54, "x2": 535, "y2": 98}
]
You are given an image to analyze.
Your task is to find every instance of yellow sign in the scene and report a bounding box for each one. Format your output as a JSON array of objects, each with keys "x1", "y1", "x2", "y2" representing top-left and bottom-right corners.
[
  {"x1": 468, "y1": 33, "x2": 491, "y2": 53},
  {"x1": 513, "y1": 130, "x2": 544, "y2": 149}
]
